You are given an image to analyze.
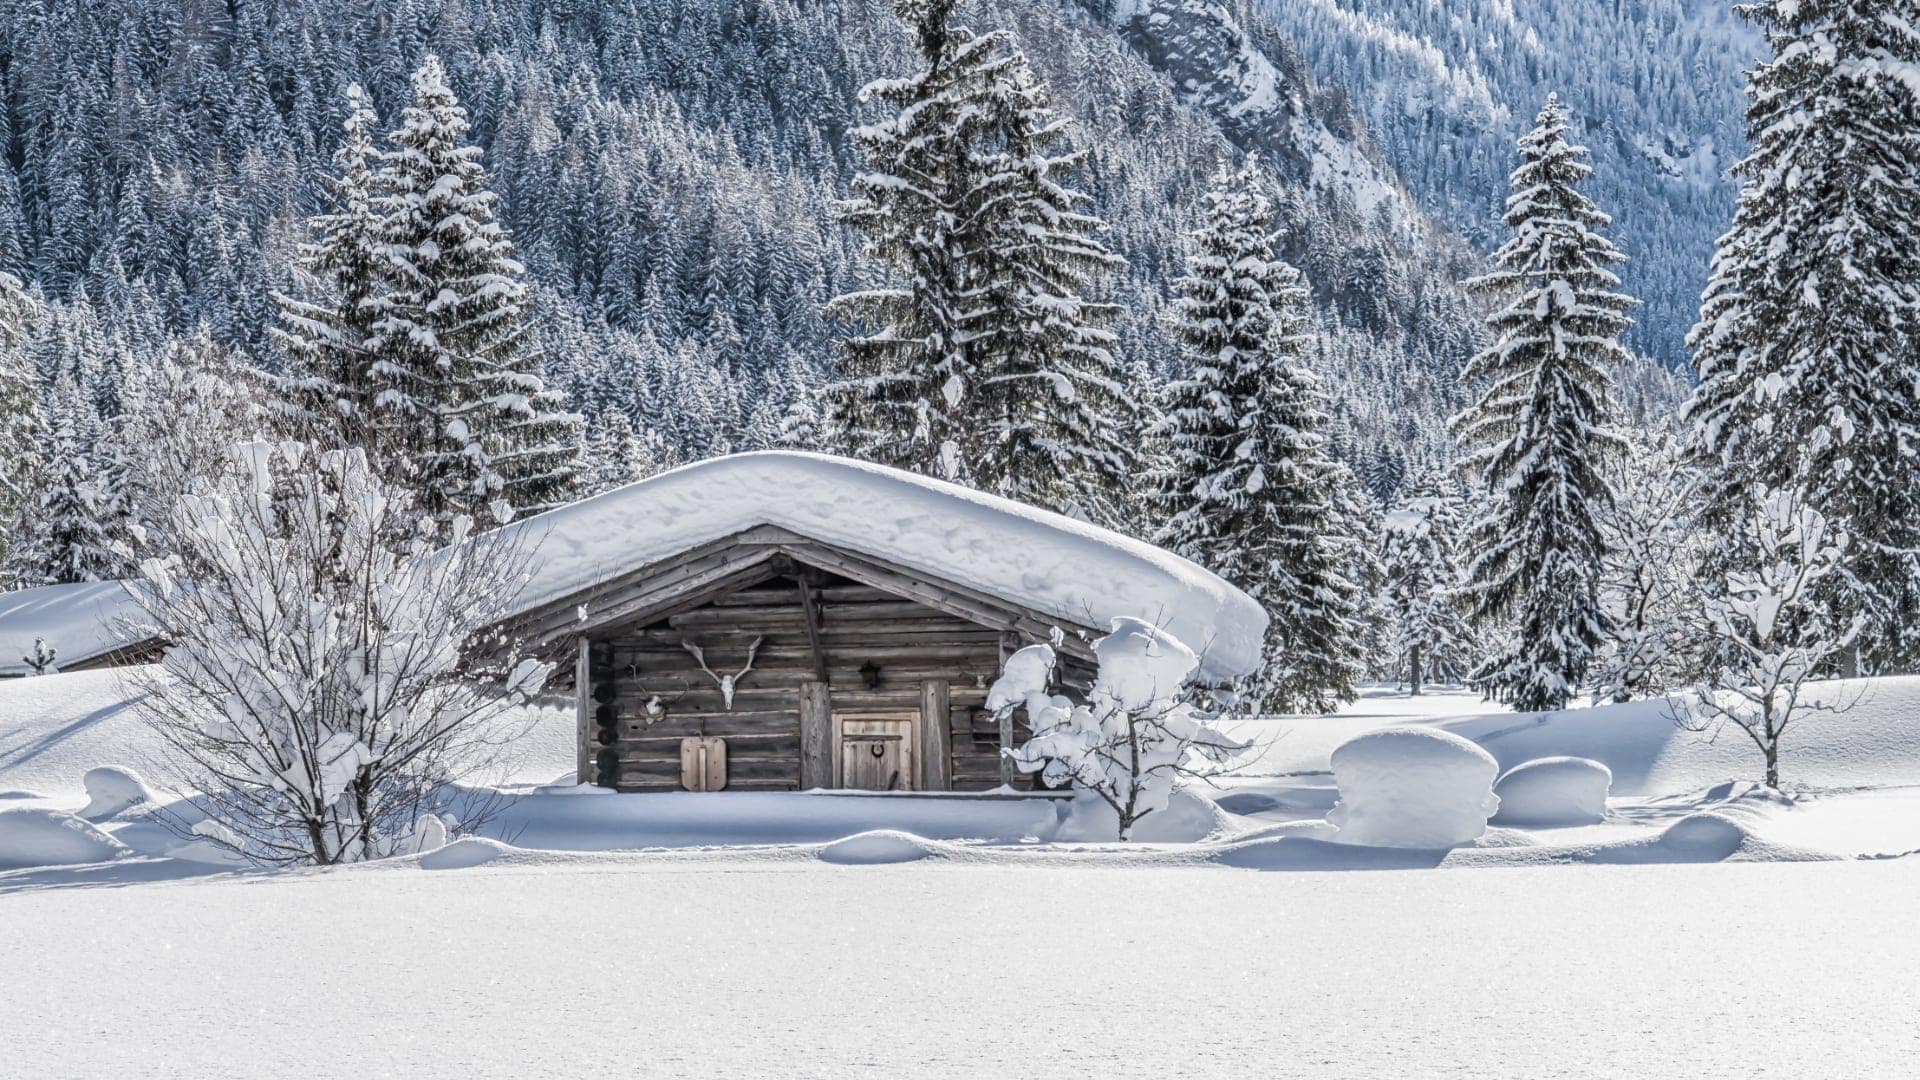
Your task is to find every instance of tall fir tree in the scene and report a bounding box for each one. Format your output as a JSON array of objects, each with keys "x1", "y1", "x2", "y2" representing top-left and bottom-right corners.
[
  {"x1": 271, "y1": 84, "x2": 384, "y2": 447},
  {"x1": 961, "y1": 51, "x2": 1134, "y2": 524},
  {"x1": 367, "y1": 58, "x2": 582, "y2": 534},
  {"x1": 0, "y1": 272, "x2": 43, "y2": 587},
  {"x1": 1451, "y1": 94, "x2": 1633, "y2": 712},
  {"x1": 1684, "y1": 0, "x2": 1920, "y2": 671},
  {"x1": 826, "y1": 0, "x2": 995, "y2": 482},
  {"x1": 1151, "y1": 157, "x2": 1366, "y2": 713}
]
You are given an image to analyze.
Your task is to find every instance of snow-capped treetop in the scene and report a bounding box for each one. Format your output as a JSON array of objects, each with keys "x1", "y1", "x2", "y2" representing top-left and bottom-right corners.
[{"x1": 489, "y1": 451, "x2": 1268, "y2": 682}]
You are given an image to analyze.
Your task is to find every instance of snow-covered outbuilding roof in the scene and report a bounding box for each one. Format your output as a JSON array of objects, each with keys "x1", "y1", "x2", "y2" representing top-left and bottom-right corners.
[
  {"x1": 492, "y1": 452, "x2": 1267, "y2": 683},
  {"x1": 0, "y1": 581, "x2": 147, "y2": 677}
]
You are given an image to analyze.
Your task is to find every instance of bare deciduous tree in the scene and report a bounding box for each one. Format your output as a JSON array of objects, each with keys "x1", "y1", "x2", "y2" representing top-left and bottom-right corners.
[
  {"x1": 1675, "y1": 487, "x2": 1857, "y2": 788},
  {"x1": 128, "y1": 440, "x2": 550, "y2": 865}
]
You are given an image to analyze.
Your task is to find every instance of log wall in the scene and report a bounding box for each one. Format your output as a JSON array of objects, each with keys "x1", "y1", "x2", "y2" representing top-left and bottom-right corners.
[{"x1": 588, "y1": 571, "x2": 1088, "y2": 792}]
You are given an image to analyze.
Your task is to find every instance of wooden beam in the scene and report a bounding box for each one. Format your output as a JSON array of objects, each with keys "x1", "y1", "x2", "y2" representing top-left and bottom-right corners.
[
  {"x1": 795, "y1": 576, "x2": 830, "y2": 683},
  {"x1": 798, "y1": 680, "x2": 832, "y2": 790},
  {"x1": 574, "y1": 636, "x2": 591, "y2": 784},
  {"x1": 918, "y1": 680, "x2": 952, "y2": 791}
]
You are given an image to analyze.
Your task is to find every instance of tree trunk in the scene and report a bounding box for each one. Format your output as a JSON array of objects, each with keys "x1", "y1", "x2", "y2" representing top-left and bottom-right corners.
[
  {"x1": 1765, "y1": 741, "x2": 1779, "y2": 790},
  {"x1": 1409, "y1": 645, "x2": 1424, "y2": 696}
]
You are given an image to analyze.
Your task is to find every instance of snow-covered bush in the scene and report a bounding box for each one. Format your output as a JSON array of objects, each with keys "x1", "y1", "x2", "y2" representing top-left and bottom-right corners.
[
  {"x1": 129, "y1": 440, "x2": 551, "y2": 866},
  {"x1": 1327, "y1": 728, "x2": 1500, "y2": 848},
  {"x1": 19, "y1": 637, "x2": 56, "y2": 676},
  {"x1": 1676, "y1": 487, "x2": 1856, "y2": 789},
  {"x1": 1492, "y1": 757, "x2": 1611, "y2": 827},
  {"x1": 988, "y1": 617, "x2": 1244, "y2": 841},
  {"x1": 0, "y1": 807, "x2": 129, "y2": 869}
]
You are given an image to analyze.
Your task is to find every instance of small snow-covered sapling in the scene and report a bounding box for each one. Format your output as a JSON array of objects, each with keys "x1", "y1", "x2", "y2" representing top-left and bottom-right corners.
[{"x1": 21, "y1": 637, "x2": 57, "y2": 676}]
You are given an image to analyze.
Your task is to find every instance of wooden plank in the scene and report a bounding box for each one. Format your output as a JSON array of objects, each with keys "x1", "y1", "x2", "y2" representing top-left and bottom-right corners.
[
  {"x1": 918, "y1": 679, "x2": 952, "y2": 791},
  {"x1": 999, "y1": 707, "x2": 1015, "y2": 787},
  {"x1": 574, "y1": 636, "x2": 591, "y2": 784},
  {"x1": 798, "y1": 680, "x2": 832, "y2": 790},
  {"x1": 795, "y1": 577, "x2": 830, "y2": 682}
]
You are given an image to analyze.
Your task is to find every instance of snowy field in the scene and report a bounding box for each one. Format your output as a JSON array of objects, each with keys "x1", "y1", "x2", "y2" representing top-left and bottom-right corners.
[{"x1": 6, "y1": 670, "x2": 1920, "y2": 1076}]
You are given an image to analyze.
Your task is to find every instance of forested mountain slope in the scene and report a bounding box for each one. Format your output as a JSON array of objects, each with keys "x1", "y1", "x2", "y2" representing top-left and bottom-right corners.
[
  {"x1": 1252, "y1": 0, "x2": 1761, "y2": 365},
  {"x1": 0, "y1": 0, "x2": 1597, "y2": 499}
]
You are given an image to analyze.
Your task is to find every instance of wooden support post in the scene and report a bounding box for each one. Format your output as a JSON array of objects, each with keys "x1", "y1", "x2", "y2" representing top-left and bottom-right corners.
[
  {"x1": 918, "y1": 680, "x2": 952, "y2": 791},
  {"x1": 574, "y1": 636, "x2": 591, "y2": 785},
  {"x1": 799, "y1": 680, "x2": 832, "y2": 790},
  {"x1": 795, "y1": 577, "x2": 830, "y2": 683},
  {"x1": 998, "y1": 632, "x2": 1019, "y2": 787}
]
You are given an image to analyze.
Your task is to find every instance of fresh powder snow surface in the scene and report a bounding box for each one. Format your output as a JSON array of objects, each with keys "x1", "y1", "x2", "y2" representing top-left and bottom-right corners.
[
  {"x1": 1492, "y1": 756, "x2": 1612, "y2": 826},
  {"x1": 1326, "y1": 727, "x2": 1501, "y2": 847},
  {"x1": 484, "y1": 451, "x2": 1268, "y2": 681},
  {"x1": 0, "y1": 580, "x2": 147, "y2": 677},
  {"x1": 5, "y1": 857, "x2": 1918, "y2": 1078}
]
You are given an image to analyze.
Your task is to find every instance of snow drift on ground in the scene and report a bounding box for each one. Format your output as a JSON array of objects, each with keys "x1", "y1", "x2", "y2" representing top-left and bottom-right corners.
[
  {"x1": 0, "y1": 806, "x2": 128, "y2": 868},
  {"x1": 480, "y1": 451, "x2": 1268, "y2": 681},
  {"x1": 1492, "y1": 756, "x2": 1611, "y2": 826},
  {"x1": 1326, "y1": 727, "x2": 1500, "y2": 847}
]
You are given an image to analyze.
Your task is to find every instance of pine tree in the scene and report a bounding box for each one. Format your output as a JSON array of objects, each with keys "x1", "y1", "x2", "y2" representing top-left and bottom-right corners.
[
  {"x1": 0, "y1": 273, "x2": 43, "y2": 587},
  {"x1": 1379, "y1": 469, "x2": 1475, "y2": 694},
  {"x1": 826, "y1": 0, "x2": 995, "y2": 482},
  {"x1": 367, "y1": 58, "x2": 582, "y2": 534},
  {"x1": 1451, "y1": 94, "x2": 1633, "y2": 712},
  {"x1": 961, "y1": 50, "x2": 1133, "y2": 524},
  {"x1": 1684, "y1": 0, "x2": 1920, "y2": 671},
  {"x1": 32, "y1": 375, "x2": 120, "y2": 584},
  {"x1": 1151, "y1": 157, "x2": 1366, "y2": 713},
  {"x1": 271, "y1": 84, "x2": 384, "y2": 447}
]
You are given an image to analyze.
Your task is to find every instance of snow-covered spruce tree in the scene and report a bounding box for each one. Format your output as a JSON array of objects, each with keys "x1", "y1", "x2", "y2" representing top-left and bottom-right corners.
[
  {"x1": 1677, "y1": 487, "x2": 1856, "y2": 789},
  {"x1": 368, "y1": 57, "x2": 582, "y2": 535},
  {"x1": 961, "y1": 50, "x2": 1133, "y2": 524},
  {"x1": 0, "y1": 271, "x2": 43, "y2": 586},
  {"x1": 987, "y1": 618, "x2": 1244, "y2": 841},
  {"x1": 1451, "y1": 94, "x2": 1633, "y2": 712},
  {"x1": 1594, "y1": 436, "x2": 1700, "y2": 702},
  {"x1": 130, "y1": 441, "x2": 551, "y2": 866},
  {"x1": 271, "y1": 84, "x2": 384, "y2": 448},
  {"x1": 826, "y1": 0, "x2": 996, "y2": 482},
  {"x1": 1684, "y1": 0, "x2": 1920, "y2": 672},
  {"x1": 1379, "y1": 470, "x2": 1475, "y2": 694},
  {"x1": 30, "y1": 374, "x2": 122, "y2": 584},
  {"x1": 1151, "y1": 157, "x2": 1367, "y2": 713}
]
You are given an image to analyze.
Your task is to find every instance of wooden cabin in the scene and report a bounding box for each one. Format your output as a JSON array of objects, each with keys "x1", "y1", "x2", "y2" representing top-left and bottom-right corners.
[
  {"x1": 513, "y1": 525, "x2": 1100, "y2": 793},
  {"x1": 495, "y1": 453, "x2": 1266, "y2": 796}
]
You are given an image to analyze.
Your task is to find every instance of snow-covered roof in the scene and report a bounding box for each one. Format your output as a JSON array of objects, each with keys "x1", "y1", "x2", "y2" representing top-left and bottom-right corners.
[
  {"x1": 0, "y1": 582, "x2": 147, "y2": 677},
  {"x1": 493, "y1": 452, "x2": 1268, "y2": 682}
]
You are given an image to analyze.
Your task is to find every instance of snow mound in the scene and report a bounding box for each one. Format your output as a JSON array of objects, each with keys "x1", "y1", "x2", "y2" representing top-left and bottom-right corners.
[
  {"x1": 1052, "y1": 788, "x2": 1227, "y2": 843},
  {"x1": 1491, "y1": 757, "x2": 1611, "y2": 827},
  {"x1": 1655, "y1": 812, "x2": 1750, "y2": 859},
  {"x1": 420, "y1": 837, "x2": 517, "y2": 870},
  {"x1": 77, "y1": 765, "x2": 155, "y2": 821},
  {"x1": 817, "y1": 829, "x2": 939, "y2": 865},
  {"x1": 1327, "y1": 728, "x2": 1500, "y2": 848},
  {"x1": 0, "y1": 581, "x2": 148, "y2": 677},
  {"x1": 0, "y1": 807, "x2": 130, "y2": 869},
  {"x1": 485, "y1": 452, "x2": 1267, "y2": 682}
]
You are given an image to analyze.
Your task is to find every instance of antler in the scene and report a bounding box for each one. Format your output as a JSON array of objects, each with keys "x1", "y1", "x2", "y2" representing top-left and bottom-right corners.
[
  {"x1": 682, "y1": 639, "x2": 721, "y2": 683},
  {"x1": 735, "y1": 636, "x2": 763, "y2": 679}
]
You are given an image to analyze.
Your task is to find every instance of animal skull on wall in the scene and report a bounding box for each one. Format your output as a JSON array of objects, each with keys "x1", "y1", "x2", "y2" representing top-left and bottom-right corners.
[{"x1": 683, "y1": 635, "x2": 763, "y2": 710}]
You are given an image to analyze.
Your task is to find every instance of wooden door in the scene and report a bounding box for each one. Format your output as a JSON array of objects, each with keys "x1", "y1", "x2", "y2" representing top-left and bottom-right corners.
[
  {"x1": 834, "y1": 714, "x2": 915, "y2": 791},
  {"x1": 679, "y1": 736, "x2": 727, "y2": 792}
]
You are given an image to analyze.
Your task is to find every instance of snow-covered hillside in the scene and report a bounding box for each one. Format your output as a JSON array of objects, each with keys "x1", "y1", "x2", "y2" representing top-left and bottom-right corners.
[{"x1": 1253, "y1": 0, "x2": 1764, "y2": 365}]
